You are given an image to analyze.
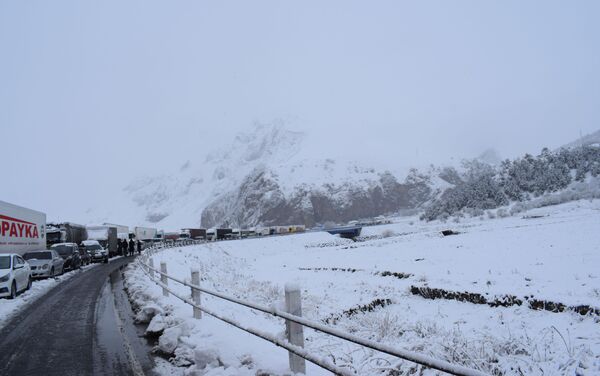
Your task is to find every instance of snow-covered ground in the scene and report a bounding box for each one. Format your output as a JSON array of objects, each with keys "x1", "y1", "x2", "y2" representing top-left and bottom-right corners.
[
  {"x1": 124, "y1": 199, "x2": 600, "y2": 376},
  {"x1": 0, "y1": 263, "x2": 99, "y2": 329}
]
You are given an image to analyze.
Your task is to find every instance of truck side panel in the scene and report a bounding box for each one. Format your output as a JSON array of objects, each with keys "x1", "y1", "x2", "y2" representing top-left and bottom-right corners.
[{"x1": 0, "y1": 200, "x2": 47, "y2": 255}]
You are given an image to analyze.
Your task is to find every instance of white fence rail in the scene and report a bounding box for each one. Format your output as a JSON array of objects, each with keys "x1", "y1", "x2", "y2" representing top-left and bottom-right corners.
[{"x1": 136, "y1": 244, "x2": 488, "y2": 376}]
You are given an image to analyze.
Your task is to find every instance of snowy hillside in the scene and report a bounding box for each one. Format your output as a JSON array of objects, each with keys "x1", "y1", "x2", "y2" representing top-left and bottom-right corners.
[
  {"x1": 116, "y1": 122, "x2": 429, "y2": 229},
  {"x1": 125, "y1": 199, "x2": 600, "y2": 375}
]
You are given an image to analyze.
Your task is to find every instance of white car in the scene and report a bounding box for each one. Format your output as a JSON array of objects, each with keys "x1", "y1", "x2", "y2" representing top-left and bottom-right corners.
[
  {"x1": 23, "y1": 250, "x2": 65, "y2": 278},
  {"x1": 0, "y1": 253, "x2": 32, "y2": 299}
]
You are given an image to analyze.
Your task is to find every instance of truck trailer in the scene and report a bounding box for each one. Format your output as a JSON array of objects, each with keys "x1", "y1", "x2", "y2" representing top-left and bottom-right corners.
[
  {"x1": 215, "y1": 228, "x2": 233, "y2": 240},
  {"x1": 163, "y1": 232, "x2": 179, "y2": 241},
  {"x1": 86, "y1": 225, "x2": 118, "y2": 257},
  {"x1": 181, "y1": 228, "x2": 206, "y2": 240},
  {"x1": 46, "y1": 222, "x2": 87, "y2": 248},
  {"x1": 131, "y1": 226, "x2": 157, "y2": 241},
  {"x1": 103, "y1": 223, "x2": 129, "y2": 240},
  {"x1": 0, "y1": 200, "x2": 46, "y2": 255}
]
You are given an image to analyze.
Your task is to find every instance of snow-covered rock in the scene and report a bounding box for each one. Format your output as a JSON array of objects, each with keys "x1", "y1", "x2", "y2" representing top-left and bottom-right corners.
[
  {"x1": 146, "y1": 314, "x2": 166, "y2": 336},
  {"x1": 135, "y1": 303, "x2": 164, "y2": 324},
  {"x1": 158, "y1": 326, "x2": 183, "y2": 355}
]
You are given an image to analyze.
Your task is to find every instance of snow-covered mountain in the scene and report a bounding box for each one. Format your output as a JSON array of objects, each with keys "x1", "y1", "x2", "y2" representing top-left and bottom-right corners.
[
  {"x1": 114, "y1": 122, "x2": 430, "y2": 229},
  {"x1": 78, "y1": 125, "x2": 600, "y2": 229}
]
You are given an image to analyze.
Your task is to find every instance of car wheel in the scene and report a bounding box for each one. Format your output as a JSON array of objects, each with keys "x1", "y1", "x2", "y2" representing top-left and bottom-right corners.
[
  {"x1": 26, "y1": 277, "x2": 32, "y2": 291},
  {"x1": 50, "y1": 267, "x2": 55, "y2": 278},
  {"x1": 8, "y1": 282, "x2": 16, "y2": 299}
]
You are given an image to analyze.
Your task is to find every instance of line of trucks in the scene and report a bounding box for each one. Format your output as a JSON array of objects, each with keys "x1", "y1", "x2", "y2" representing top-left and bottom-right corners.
[{"x1": 1, "y1": 200, "x2": 306, "y2": 257}]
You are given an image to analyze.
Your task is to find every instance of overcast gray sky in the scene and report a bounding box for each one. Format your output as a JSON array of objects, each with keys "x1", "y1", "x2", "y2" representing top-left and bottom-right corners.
[{"x1": 1, "y1": 1, "x2": 599, "y2": 215}]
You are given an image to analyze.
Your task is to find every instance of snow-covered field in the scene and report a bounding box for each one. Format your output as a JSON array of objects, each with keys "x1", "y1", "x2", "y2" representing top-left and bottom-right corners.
[
  {"x1": 124, "y1": 199, "x2": 600, "y2": 376},
  {"x1": 0, "y1": 263, "x2": 99, "y2": 329}
]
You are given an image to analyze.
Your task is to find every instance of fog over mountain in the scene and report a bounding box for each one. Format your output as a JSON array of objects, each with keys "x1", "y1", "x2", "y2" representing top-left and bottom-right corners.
[
  {"x1": 76, "y1": 122, "x2": 425, "y2": 228},
  {"x1": 61, "y1": 123, "x2": 596, "y2": 230},
  {"x1": 1, "y1": 1, "x2": 599, "y2": 227}
]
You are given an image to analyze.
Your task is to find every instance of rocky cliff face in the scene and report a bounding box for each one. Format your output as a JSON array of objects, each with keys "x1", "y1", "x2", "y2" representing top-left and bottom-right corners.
[{"x1": 200, "y1": 167, "x2": 432, "y2": 228}]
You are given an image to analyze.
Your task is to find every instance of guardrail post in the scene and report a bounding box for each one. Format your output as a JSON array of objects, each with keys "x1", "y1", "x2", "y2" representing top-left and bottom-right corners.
[
  {"x1": 191, "y1": 269, "x2": 202, "y2": 319},
  {"x1": 285, "y1": 284, "x2": 306, "y2": 374},
  {"x1": 149, "y1": 258, "x2": 155, "y2": 279},
  {"x1": 160, "y1": 262, "x2": 169, "y2": 297}
]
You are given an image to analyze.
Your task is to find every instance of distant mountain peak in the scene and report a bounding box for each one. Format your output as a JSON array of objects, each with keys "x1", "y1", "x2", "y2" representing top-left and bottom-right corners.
[{"x1": 206, "y1": 120, "x2": 305, "y2": 165}]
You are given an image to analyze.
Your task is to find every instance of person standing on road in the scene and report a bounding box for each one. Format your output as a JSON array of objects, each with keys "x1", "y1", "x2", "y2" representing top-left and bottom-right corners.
[
  {"x1": 117, "y1": 239, "x2": 123, "y2": 256},
  {"x1": 128, "y1": 238, "x2": 135, "y2": 256},
  {"x1": 136, "y1": 240, "x2": 142, "y2": 255},
  {"x1": 119, "y1": 239, "x2": 125, "y2": 256}
]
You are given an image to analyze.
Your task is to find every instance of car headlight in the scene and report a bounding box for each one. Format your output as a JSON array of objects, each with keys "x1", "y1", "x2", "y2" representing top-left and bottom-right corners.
[
  {"x1": 0, "y1": 274, "x2": 9, "y2": 283},
  {"x1": 42, "y1": 264, "x2": 49, "y2": 269}
]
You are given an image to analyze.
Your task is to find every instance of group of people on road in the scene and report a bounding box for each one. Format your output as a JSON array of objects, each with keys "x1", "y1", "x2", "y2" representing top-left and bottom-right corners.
[{"x1": 118, "y1": 238, "x2": 142, "y2": 256}]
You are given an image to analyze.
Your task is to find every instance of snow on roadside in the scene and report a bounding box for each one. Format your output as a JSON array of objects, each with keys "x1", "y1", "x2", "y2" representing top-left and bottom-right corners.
[
  {"x1": 124, "y1": 199, "x2": 600, "y2": 375},
  {"x1": 0, "y1": 263, "x2": 99, "y2": 329}
]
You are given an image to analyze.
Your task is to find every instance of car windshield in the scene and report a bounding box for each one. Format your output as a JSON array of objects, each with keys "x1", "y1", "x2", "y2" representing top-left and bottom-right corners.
[
  {"x1": 0, "y1": 256, "x2": 10, "y2": 269},
  {"x1": 23, "y1": 252, "x2": 52, "y2": 260},
  {"x1": 86, "y1": 245, "x2": 102, "y2": 251},
  {"x1": 51, "y1": 245, "x2": 73, "y2": 255}
]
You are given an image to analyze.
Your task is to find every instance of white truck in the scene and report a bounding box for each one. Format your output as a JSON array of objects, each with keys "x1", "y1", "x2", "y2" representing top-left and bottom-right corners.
[
  {"x1": 0, "y1": 200, "x2": 47, "y2": 255},
  {"x1": 103, "y1": 222, "x2": 130, "y2": 240},
  {"x1": 132, "y1": 226, "x2": 157, "y2": 241}
]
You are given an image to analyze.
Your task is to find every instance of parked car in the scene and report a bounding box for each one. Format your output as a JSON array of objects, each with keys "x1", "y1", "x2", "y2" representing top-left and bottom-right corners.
[
  {"x1": 50, "y1": 243, "x2": 82, "y2": 270},
  {"x1": 23, "y1": 250, "x2": 65, "y2": 278},
  {"x1": 0, "y1": 253, "x2": 32, "y2": 299},
  {"x1": 82, "y1": 240, "x2": 108, "y2": 264}
]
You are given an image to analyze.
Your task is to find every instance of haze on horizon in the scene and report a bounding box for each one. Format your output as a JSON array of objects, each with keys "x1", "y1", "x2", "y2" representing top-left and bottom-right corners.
[{"x1": 1, "y1": 1, "x2": 599, "y2": 220}]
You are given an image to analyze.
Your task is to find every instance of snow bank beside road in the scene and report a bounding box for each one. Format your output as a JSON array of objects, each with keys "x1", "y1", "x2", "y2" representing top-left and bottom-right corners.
[{"x1": 125, "y1": 199, "x2": 600, "y2": 375}]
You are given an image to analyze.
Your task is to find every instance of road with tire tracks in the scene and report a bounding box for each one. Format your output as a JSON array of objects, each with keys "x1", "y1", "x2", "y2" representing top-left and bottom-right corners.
[{"x1": 0, "y1": 255, "x2": 155, "y2": 376}]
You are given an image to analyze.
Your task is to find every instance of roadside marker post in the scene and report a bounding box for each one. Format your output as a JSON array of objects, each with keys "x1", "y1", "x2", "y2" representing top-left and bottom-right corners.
[
  {"x1": 149, "y1": 258, "x2": 155, "y2": 279},
  {"x1": 285, "y1": 284, "x2": 306, "y2": 374},
  {"x1": 191, "y1": 269, "x2": 202, "y2": 319},
  {"x1": 160, "y1": 262, "x2": 169, "y2": 297}
]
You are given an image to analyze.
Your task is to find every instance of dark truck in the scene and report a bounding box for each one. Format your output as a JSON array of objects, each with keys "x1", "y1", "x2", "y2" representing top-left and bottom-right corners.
[
  {"x1": 86, "y1": 225, "x2": 118, "y2": 257},
  {"x1": 181, "y1": 228, "x2": 207, "y2": 240},
  {"x1": 215, "y1": 228, "x2": 233, "y2": 240},
  {"x1": 46, "y1": 223, "x2": 88, "y2": 248}
]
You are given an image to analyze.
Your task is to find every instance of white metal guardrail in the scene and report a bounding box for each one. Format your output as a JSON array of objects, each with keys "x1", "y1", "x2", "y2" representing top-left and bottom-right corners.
[{"x1": 136, "y1": 244, "x2": 489, "y2": 376}]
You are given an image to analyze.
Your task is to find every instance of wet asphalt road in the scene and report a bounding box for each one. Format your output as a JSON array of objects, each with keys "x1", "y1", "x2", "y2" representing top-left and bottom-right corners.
[{"x1": 0, "y1": 256, "x2": 155, "y2": 376}]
